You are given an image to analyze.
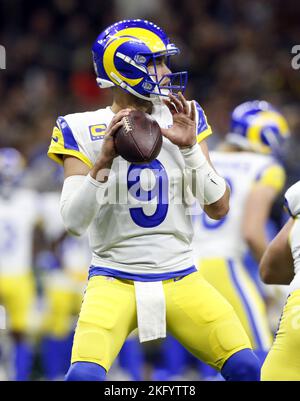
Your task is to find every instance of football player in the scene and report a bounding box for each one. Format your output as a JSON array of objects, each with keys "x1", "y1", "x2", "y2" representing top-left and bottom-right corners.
[
  {"x1": 193, "y1": 101, "x2": 289, "y2": 367},
  {"x1": 48, "y1": 19, "x2": 260, "y2": 381},
  {"x1": 0, "y1": 148, "x2": 40, "y2": 380},
  {"x1": 38, "y1": 191, "x2": 90, "y2": 380},
  {"x1": 260, "y1": 181, "x2": 300, "y2": 380}
]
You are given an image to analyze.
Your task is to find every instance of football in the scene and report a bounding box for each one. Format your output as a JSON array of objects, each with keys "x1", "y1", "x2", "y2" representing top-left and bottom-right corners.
[{"x1": 114, "y1": 110, "x2": 163, "y2": 163}]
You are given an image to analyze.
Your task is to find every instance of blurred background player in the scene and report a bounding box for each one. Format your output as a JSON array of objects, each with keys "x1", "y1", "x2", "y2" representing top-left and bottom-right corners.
[
  {"x1": 260, "y1": 181, "x2": 300, "y2": 380},
  {"x1": 154, "y1": 101, "x2": 289, "y2": 380},
  {"x1": 193, "y1": 100, "x2": 289, "y2": 372},
  {"x1": 37, "y1": 190, "x2": 90, "y2": 380},
  {"x1": 0, "y1": 148, "x2": 40, "y2": 381}
]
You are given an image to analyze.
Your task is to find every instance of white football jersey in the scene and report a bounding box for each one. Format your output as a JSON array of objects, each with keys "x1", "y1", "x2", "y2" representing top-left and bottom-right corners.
[
  {"x1": 40, "y1": 192, "x2": 65, "y2": 241},
  {"x1": 60, "y1": 236, "x2": 91, "y2": 277},
  {"x1": 0, "y1": 189, "x2": 40, "y2": 275},
  {"x1": 48, "y1": 102, "x2": 212, "y2": 278},
  {"x1": 193, "y1": 151, "x2": 285, "y2": 260}
]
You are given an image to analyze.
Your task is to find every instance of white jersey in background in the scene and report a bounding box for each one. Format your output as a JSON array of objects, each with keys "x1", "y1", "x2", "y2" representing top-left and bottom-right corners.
[
  {"x1": 41, "y1": 192, "x2": 91, "y2": 281},
  {"x1": 0, "y1": 189, "x2": 40, "y2": 275},
  {"x1": 193, "y1": 151, "x2": 285, "y2": 260},
  {"x1": 48, "y1": 103, "x2": 212, "y2": 278}
]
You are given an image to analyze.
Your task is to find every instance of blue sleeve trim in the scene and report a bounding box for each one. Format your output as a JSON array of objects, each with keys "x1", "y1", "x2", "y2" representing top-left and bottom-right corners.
[
  {"x1": 88, "y1": 265, "x2": 197, "y2": 282},
  {"x1": 195, "y1": 101, "x2": 210, "y2": 135},
  {"x1": 57, "y1": 116, "x2": 79, "y2": 151}
]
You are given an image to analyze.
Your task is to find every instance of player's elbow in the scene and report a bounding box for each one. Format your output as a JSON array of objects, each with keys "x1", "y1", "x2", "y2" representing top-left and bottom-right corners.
[
  {"x1": 64, "y1": 223, "x2": 85, "y2": 237},
  {"x1": 210, "y1": 206, "x2": 229, "y2": 220},
  {"x1": 205, "y1": 202, "x2": 229, "y2": 220},
  {"x1": 259, "y1": 248, "x2": 278, "y2": 284},
  {"x1": 68, "y1": 227, "x2": 84, "y2": 237},
  {"x1": 205, "y1": 184, "x2": 230, "y2": 220},
  {"x1": 259, "y1": 260, "x2": 275, "y2": 284}
]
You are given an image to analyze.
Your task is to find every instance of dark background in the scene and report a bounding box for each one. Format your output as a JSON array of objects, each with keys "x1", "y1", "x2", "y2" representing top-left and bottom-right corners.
[{"x1": 1, "y1": 0, "x2": 300, "y2": 172}]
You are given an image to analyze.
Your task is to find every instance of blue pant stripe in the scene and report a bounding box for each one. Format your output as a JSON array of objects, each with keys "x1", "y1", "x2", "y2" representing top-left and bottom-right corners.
[{"x1": 227, "y1": 259, "x2": 263, "y2": 349}]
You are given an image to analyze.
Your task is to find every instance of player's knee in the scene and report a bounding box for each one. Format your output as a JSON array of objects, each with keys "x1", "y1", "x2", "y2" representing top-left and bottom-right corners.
[
  {"x1": 65, "y1": 361, "x2": 106, "y2": 381},
  {"x1": 221, "y1": 349, "x2": 261, "y2": 381}
]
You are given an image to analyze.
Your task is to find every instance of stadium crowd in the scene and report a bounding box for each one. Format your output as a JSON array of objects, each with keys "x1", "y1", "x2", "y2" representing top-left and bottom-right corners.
[{"x1": 1, "y1": 0, "x2": 300, "y2": 168}]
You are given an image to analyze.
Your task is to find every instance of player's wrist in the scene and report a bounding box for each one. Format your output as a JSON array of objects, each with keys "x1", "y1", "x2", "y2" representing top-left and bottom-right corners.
[
  {"x1": 180, "y1": 142, "x2": 206, "y2": 169},
  {"x1": 179, "y1": 138, "x2": 197, "y2": 149}
]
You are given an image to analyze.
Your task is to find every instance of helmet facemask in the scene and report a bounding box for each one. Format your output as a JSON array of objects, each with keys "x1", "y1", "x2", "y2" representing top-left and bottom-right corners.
[{"x1": 138, "y1": 47, "x2": 188, "y2": 102}]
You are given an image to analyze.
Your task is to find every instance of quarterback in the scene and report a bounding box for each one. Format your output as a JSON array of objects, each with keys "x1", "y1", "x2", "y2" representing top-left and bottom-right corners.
[
  {"x1": 48, "y1": 19, "x2": 260, "y2": 381},
  {"x1": 260, "y1": 181, "x2": 300, "y2": 380}
]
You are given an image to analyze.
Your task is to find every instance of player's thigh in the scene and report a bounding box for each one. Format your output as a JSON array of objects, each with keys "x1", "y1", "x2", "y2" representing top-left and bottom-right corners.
[
  {"x1": 261, "y1": 289, "x2": 300, "y2": 381},
  {"x1": 71, "y1": 276, "x2": 137, "y2": 372},
  {"x1": 164, "y1": 271, "x2": 251, "y2": 371},
  {"x1": 1, "y1": 274, "x2": 35, "y2": 332},
  {"x1": 198, "y1": 258, "x2": 272, "y2": 350}
]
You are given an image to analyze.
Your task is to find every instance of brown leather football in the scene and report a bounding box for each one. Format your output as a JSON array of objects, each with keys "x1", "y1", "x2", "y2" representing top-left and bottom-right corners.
[{"x1": 114, "y1": 110, "x2": 162, "y2": 163}]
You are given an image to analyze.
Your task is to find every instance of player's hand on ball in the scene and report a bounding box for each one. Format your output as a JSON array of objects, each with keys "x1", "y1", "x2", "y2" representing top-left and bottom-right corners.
[
  {"x1": 161, "y1": 92, "x2": 197, "y2": 148},
  {"x1": 91, "y1": 109, "x2": 131, "y2": 181},
  {"x1": 100, "y1": 109, "x2": 132, "y2": 161}
]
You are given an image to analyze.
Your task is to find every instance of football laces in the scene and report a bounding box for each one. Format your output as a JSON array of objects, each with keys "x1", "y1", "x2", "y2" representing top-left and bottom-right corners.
[{"x1": 123, "y1": 116, "x2": 133, "y2": 133}]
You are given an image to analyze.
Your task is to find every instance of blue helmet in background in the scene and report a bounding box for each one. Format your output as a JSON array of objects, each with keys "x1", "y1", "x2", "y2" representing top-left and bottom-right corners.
[
  {"x1": 92, "y1": 19, "x2": 187, "y2": 103},
  {"x1": 227, "y1": 100, "x2": 290, "y2": 157},
  {"x1": 0, "y1": 148, "x2": 25, "y2": 187}
]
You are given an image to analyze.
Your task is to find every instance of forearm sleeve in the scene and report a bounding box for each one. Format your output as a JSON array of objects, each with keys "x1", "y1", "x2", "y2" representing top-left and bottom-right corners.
[
  {"x1": 60, "y1": 174, "x2": 107, "y2": 236},
  {"x1": 180, "y1": 144, "x2": 227, "y2": 206}
]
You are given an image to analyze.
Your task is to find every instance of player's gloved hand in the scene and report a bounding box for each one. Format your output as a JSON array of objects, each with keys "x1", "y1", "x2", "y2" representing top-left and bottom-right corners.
[
  {"x1": 161, "y1": 92, "x2": 197, "y2": 149},
  {"x1": 91, "y1": 108, "x2": 131, "y2": 181}
]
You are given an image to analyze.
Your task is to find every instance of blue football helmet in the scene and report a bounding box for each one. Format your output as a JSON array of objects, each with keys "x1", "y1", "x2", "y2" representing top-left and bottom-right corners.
[
  {"x1": 226, "y1": 100, "x2": 290, "y2": 157},
  {"x1": 92, "y1": 19, "x2": 187, "y2": 103},
  {"x1": 0, "y1": 148, "x2": 25, "y2": 188}
]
